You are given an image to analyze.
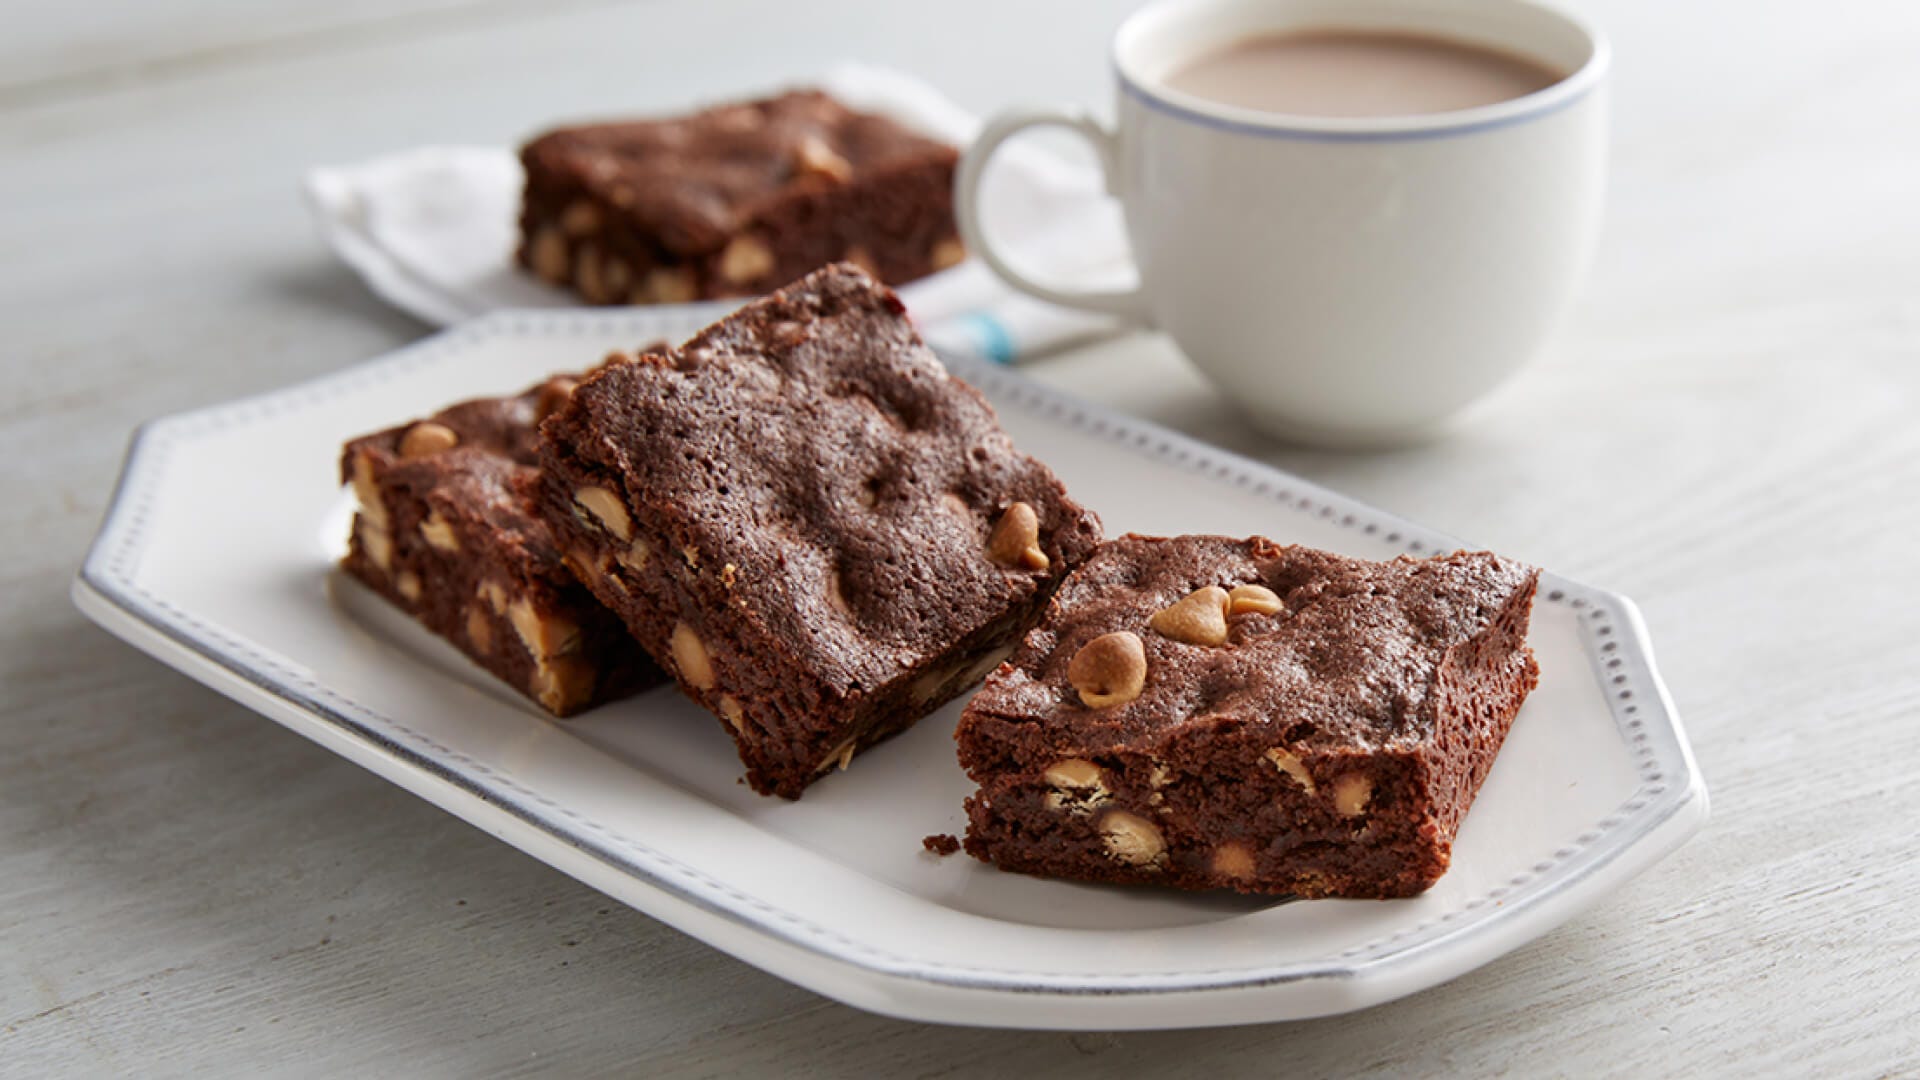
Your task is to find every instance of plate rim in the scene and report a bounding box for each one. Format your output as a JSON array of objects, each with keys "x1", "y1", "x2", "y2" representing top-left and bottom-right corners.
[{"x1": 73, "y1": 308, "x2": 1709, "y2": 1021}]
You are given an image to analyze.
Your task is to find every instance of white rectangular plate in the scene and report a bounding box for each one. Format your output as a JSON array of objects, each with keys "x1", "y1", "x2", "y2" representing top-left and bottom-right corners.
[{"x1": 75, "y1": 308, "x2": 1707, "y2": 1030}]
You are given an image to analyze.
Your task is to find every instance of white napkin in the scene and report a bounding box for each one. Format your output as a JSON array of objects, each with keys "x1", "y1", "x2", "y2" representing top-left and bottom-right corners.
[{"x1": 303, "y1": 64, "x2": 1135, "y2": 363}]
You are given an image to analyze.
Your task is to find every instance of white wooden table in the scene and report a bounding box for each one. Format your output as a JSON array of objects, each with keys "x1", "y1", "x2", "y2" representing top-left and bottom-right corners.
[{"x1": 6, "y1": 0, "x2": 1918, "y2": 1073}]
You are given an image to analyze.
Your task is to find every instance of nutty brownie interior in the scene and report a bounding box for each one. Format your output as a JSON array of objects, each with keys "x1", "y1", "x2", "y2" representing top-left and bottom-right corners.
[
  {"x1": 536, "y1": 263, "x2": 1101, "y2": 797},
  {"x1": 341, "y1": 375, "x2": 660, "y2": 717},
  {"x1": 518, "y1": 90, "x2": 963, "y2": 306},
  {"x1": 956, "y1": 534, "x2": 1540, "y2": 898}
]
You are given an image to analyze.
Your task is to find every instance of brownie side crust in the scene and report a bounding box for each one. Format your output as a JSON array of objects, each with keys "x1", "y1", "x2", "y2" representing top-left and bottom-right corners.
[
  {"x1": 518, "y1": 90, "x2": 963, "y2": 305},
  {"x1": 341, "y1": 375, "x2": 661, "y2": 717},
  {"x1": 536, "y1": 263, "x2": 1102, "y2": 797},
  {"x1": 955, "y1": 534, "x2": 1541, "y2": 899}
]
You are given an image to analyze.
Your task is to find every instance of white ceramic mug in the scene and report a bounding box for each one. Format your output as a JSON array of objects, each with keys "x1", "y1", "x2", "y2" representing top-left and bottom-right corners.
[{"x1": 956, "y1": 0, "x2": 1609, "y2": 445}]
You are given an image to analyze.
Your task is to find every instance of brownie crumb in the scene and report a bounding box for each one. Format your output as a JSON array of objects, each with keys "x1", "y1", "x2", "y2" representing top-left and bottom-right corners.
[{"x1": 922, "y1": 834, "x2": 962, "y2": 856}]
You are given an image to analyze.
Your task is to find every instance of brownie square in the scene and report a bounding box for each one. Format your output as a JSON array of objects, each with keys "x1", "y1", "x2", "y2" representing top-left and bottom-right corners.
[
  {"x1": 341, "y1": 374, "x2": 661, "y2": 717},
  {"x1": 536, "y1": 263, "x2": 1102, "y2": 797},
  {"x1": 517, "y1": 90, "x2": 964, "y2": 306},
  {"x1": 955, "y1": 535, "x2": 1541, "y2": 898}
]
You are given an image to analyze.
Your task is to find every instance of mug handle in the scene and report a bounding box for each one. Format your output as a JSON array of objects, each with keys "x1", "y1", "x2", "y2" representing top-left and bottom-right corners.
[{"x1": 955, "y1": 107, "x2": 1151, "y2": 320}]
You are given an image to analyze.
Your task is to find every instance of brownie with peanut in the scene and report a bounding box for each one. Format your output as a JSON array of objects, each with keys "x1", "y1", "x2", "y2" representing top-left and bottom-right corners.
[
  {"x1": 955, "y1": 534, "x2": 1541, "y2": 899},
  {"x1": 518, "y1": 90, "x2": 964, "y2": 306},
  {"x1": 341, "y1": 374, "x2": 661, "y2": 717},
  {"x1": 536, "y1": 263, "x2": 1101, "y2": 798}
]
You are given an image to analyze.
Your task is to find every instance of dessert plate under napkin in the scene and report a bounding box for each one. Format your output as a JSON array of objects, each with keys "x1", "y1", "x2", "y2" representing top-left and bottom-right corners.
[{"x1": 73, "y1": 307, "x2": 1707, "y2": 1030}]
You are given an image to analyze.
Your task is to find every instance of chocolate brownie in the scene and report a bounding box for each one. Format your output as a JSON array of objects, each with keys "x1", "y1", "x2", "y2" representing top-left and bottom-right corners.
[
  {"x1": 537, "y1": 263, "x2": 1102, "y2": 797},
  {"x1": 955, "y1": 535, "x2": 1541, "y2": 899},
  {"x1": 341, "y1": 374, "x2": 660, "y2": 717},
  {"x1": 518, "y1": 90, "x2": 964, "y2": 306}
]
